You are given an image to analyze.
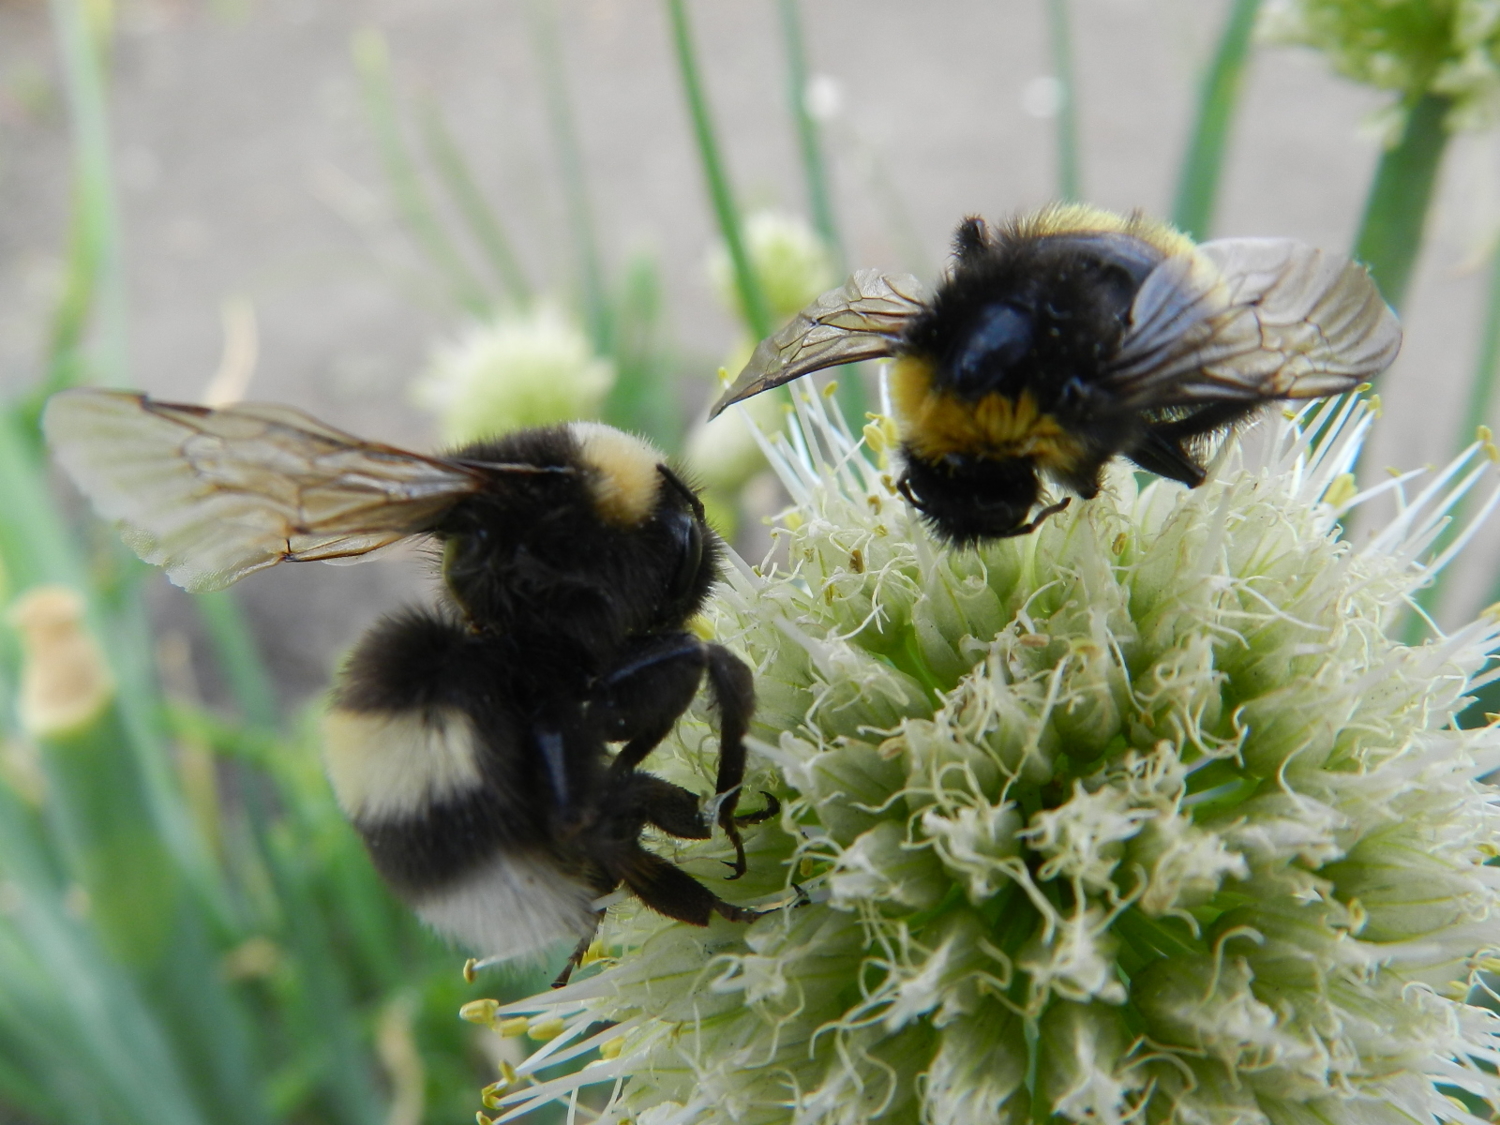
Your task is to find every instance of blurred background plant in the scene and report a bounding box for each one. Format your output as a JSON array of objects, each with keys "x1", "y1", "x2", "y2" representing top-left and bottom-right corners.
[{"x1": 1, "y1": 0, "x2": 1500, "y2": 1122}]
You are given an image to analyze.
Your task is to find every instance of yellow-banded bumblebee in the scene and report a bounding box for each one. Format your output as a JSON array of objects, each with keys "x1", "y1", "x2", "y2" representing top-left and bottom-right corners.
[
  {"x1": 710, "y1": 204, "x2": 1402, "y2": 544},
  {"x1": 44, "y1": 390, "x2": 774, "y2": 979}
]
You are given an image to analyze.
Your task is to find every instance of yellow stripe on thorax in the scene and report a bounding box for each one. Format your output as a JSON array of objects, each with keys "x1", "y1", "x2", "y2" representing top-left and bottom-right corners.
[{"x1": 890, "y1": 356, "x2": 1085, "y2": 469}]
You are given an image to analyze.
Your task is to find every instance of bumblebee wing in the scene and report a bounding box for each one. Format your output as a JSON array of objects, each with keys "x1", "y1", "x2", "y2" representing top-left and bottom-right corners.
[
  {"x1": 707, "y1": 269, "x2": 928, "y2": 418},
  {"x1": 43, "y1": 389, "x2": 490, "y2": 592},
  {"x1": 1107, "y1": 238, "x2": 1400, "y2": 408}
]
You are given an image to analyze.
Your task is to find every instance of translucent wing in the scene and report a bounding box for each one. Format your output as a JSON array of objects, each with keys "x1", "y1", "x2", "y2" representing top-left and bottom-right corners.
[
  {"x1": 1106, "y1": 238, "x2": 1401, "y2": 408},
  {"x1": 44, "y1": 390, "x2": 490, "y2": 592},
  {"x1": 707, "y1": 269, "x2": 929, "y2": 419}
]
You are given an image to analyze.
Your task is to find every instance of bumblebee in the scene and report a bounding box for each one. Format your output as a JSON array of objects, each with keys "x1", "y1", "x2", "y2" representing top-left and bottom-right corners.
[
  {"x1": 709, "y1": 204, "x2": 1402, "y2": 544},
  {"x1": 44, "y1": 390, "x2": 775, "y2": 981}
]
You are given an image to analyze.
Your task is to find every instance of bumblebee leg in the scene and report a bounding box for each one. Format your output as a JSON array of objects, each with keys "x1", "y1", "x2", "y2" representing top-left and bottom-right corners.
[
  {"x1": 550, "y1": 916, "x2": 604, "y2": 989},
  {"x1": 1129, "y1": 401, "x2": 1258, "y2": 486},
  {"x1": 594, "y1": 635, "x2": 707, "y2": 777},
  {"x1": 593, "y1": 637, "x2": 761, "y2": 878},
  {"x1": 897, "y1": 473, "x2": 928, "y2": 512},
  {"x1": 616, "y1": 842, "x2": 758, "y2": 926},
  {"x1": 1127, "y1": 430, "x2": 1205, "y2": 486},
  {"x1": 704, "y1": 644, "x2": 757, "y2": 878},
  {"x1": 625, "y1": 772, "x2": 780, "y2": 840},
  {"x1": 625, "y1": 772, "x2": 712, "y2": 839}
]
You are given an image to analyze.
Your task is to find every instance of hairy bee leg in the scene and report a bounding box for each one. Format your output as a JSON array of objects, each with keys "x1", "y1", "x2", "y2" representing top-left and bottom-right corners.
[
  {"x1": 1128, "y1": 401, "x2": 1259, "y2": 486},
  {"x1": 596, "y1": 634, "x2": 707, "y2": 777},
  {"x1": 704, "y1": 644, "x2": 756, "y2": 878},
  {"x1": 623, "y1": 766, "x2": 777, "y2": 847},
  {"x1": 626, "y1": 772, "x2": 713, "y2": 839},
  {"x1": 551, "y1": 916, "x2": 604, "y2": 989},
  {"x1": 616, "y1": 843, "x2": 759, "y2": 927},
  {"x1": 734, "y1": 792, "x2": 779, "y2": 827},
  {"x1": 594, "y1": 636, "x2": 760, "y2": 879},
  {"x1": 1002, "y1": 497, "x2": 1071, "y2": 537}
]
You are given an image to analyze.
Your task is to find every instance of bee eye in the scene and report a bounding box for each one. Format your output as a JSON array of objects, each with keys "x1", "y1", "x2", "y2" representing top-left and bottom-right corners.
[
  {"x1": 666, "y1": 511, "x2": 704, "y2": 601},
  {"x1": 953, "y1": 302, "x2": 1033, "y2": 395}
]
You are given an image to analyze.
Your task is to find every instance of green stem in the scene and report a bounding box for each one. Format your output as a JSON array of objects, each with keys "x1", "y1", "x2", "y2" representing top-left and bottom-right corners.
[
  {"x1": 1351, "y1": 92, "x2": 1452, "y2": 312},
  {"x1": 1045, "y1": 0, "x2": 1082, "y2": 202},
  {"x1": 775, "y1": 0, "x2": 864, "y2": 427},
  {"x1": 47, "y1": 0, "x2": 129, "y2": 390},
  {"x1": 776, "y1": 0, "x2": 842, "y2": 268},
  {"x1": 528, "y1": 0, "x2": 611, "y2": 350},
  {"x1": 1171, "y1": 0, "x2": 1262, "y2": 239},
  {"x1": 1456, "y1": 241, "x2": 1500, "y2": 460},
  {"x1": 664, "y1": 0, "x2": 773, "y2": 341}
]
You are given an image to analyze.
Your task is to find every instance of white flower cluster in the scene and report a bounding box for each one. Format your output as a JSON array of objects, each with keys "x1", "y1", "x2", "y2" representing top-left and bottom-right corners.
[{"x1": 478, "y1": 392, "x2": 1500, "y2": 1125}]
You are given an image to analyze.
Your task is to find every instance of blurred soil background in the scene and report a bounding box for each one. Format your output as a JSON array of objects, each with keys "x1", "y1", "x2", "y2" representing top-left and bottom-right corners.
[{"x1": 2, "y1": 0, "x2": 1497, "y2": 707}]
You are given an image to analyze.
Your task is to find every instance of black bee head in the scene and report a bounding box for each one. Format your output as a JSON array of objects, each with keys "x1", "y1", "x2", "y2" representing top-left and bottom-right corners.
[{"x1": 898, "y1": 452, "x2": 1045, "y2": 546}]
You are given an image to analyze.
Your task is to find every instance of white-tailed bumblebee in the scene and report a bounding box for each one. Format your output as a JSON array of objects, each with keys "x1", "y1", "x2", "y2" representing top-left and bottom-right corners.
[
  {"x1": 44, "y1": 390, "x2": 775, "y2": 981},
  {"x1": 709, "y1": 204, "x2": 1402, "y2": 544}
]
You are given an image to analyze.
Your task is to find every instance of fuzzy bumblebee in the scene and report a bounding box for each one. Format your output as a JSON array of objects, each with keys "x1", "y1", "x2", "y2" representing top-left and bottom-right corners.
[
  {"x1": 44, "y1": 391, "x2": 774, "y2": 983},
  {"x1": 710, "y1": 204, "x2": 1402, "y2": 544}
]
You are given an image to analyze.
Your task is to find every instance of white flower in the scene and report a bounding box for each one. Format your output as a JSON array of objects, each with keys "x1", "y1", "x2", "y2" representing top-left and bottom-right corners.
[
  {"x1": 412, "y1": 303, "x2": 614, "y2": 445},
  {"x1": 475, "y1": 390, "x2": 1500, "y2": 1125}
]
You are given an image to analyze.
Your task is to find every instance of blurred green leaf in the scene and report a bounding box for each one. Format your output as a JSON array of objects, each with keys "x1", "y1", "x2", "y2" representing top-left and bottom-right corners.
[{"x1": 665, "y1": 0, "x2": 772, "y2": 342}]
